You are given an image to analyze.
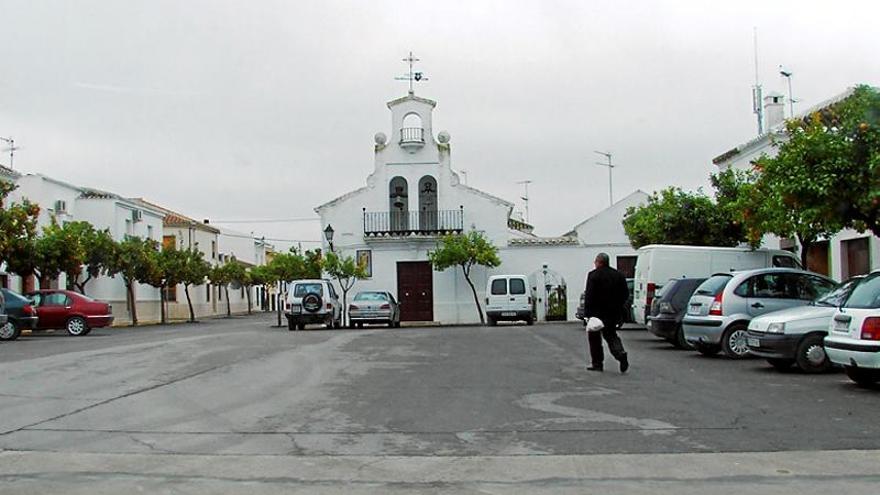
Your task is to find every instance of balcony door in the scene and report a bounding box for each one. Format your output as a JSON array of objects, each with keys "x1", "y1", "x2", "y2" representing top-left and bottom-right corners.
[{"x1": 397, "y1": 261, "x2": 433, "y2": 321}]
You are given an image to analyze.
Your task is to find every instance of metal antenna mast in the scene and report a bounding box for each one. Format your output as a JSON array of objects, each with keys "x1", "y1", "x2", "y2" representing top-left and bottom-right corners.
[
  {"x1": 594, "y1": 151, "x2": 615, "y2": 206},
  {"x1": 779, "y1": 66, "x2": 795, "y2": 119},
  {"x1": 751, "y1": 28, "x2": 764, "y2": 135},
  {"x1": 517, "y1": 180, "x2": 532, "y2": 223},
  {"x1": 395, "y1": 52, "x2": 428, "y2": 95},
  {"x1": 0, "y1": 137, "x2": 18, "y2": 169}
]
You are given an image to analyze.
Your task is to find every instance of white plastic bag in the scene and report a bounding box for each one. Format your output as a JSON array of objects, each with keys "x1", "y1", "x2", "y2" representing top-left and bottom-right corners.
[{"x1": 585, "y1": 317, "x2": 604, "y2": 332}]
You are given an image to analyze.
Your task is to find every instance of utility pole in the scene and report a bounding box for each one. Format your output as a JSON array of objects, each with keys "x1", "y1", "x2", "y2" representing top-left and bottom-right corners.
[
  {"x1": 594, "y1": 150, "x2": 615, "y2": 206},
  {"x1": 751, "y1": 28, "x2": 764, "y2": 135},
  {"x1": 516, "y1": 180, "x2": 532, "y2": 223},
  {"x1": 0, "y1": 137, "x2": 18, "y2": 169}
]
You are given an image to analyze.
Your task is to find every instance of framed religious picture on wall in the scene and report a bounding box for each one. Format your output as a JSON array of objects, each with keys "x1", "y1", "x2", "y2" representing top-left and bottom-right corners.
[{"x1": 356, "y1": 249, "x2": 372, "y2": 278}]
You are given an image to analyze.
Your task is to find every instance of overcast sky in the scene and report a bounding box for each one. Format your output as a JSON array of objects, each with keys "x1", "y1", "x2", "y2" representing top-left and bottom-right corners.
[{"x1": 2, "y1": 0, "x2": 878, "y2": 251}]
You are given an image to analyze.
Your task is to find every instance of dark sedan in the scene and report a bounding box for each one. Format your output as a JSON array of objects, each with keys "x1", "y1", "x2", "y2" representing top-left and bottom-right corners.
[
  {"x1": 647, "y1": 277, "x2": 706, "y2": 349},
  {"x1": 26, "y1": 290, "x2": 113, "y2": 336},
  {"x1": 0, "y1": 288, "x2": 39, "y2": 341}
]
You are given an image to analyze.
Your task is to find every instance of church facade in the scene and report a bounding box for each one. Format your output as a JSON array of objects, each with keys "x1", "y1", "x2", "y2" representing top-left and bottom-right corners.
[{"x1": 316, "y1": 90, "x2": 643, "y2": 324}]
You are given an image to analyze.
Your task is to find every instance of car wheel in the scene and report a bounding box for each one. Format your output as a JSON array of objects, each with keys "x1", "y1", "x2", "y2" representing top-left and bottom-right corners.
[
  {"x1": 288, "y1": 319, "x2": 296, "y2": 331},
  {"x1": 721, "y1": 325, "x2": 750, "y2": 359},
  {"x1": 673, "y1": 325, "x2": 693, "y2": 350},
  {"x1": 296, "y1": 323, "x2": 305, "y2": 331},
  {"x1": 695, "y1": 343, "x2": 720, "y2": 356},
  {"x1": 795, "y1": 334, "x2": 831, "y2": 374},
  {"x1": 844, "y1": 366, "x2": 880, "y2": 387},
  {"x1": 526, "y1": 316, "x2": 534, "y2": 326},
  {"x1": 333, "y1": 315, "x2": 342, "y2": 329},
  {"x1": 394, "y1": 320, "x2": 401, "y2": 328},
  {"x1": 767, "y1": 358, "x2": 795, "y2": 371},
  {"x1": 487, "y1": 316, "x2": 496, "y2": 327},
  {"x1": 0, "y1": 321, "x2": 21, "y2": 341},
  {"x1": 66, "y1": 316, "x2": 89, "y2": 336}
]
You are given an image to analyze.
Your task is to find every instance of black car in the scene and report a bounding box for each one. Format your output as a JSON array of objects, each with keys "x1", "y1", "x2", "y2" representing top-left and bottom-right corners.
[
  {"x1": 647, "y1": 277, "x2": 706, "y2": 349},
  {"x1": 0, "y1": 288, "x2": 39, "y2": 341},
  {"x1": 575, "y1": 278, "x2": 635, "y2": 324}
]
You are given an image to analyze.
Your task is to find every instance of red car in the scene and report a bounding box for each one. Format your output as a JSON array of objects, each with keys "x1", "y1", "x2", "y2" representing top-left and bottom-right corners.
[{"x1": 26, "y1": 290, "x2": 114, "y2": 336}]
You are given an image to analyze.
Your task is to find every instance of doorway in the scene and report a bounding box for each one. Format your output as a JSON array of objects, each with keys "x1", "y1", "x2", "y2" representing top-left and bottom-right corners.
[{"x1": 397, "y1": 261, "x2": 433, "y2": 321}]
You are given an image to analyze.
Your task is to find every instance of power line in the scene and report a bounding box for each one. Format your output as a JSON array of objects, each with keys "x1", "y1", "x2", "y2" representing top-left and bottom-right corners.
[
  {"x1": 218, "y1": 232, "x2": 321, "y2": 244},
  {"x1": 211, "y1": 217, "x2": 320, "y2": 224}
]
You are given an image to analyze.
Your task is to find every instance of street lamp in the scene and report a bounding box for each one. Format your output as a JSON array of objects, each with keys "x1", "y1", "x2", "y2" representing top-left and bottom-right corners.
[{"x1": 323, "y1": 224, "x2": 335, "y2": 252}]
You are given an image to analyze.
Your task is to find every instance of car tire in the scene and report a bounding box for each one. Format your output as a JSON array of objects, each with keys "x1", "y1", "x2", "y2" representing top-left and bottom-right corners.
[
  {"x1": 288, "y1": 319, "x2": 296, "y2": 331},
  {"x1": 844, "y1": 366, "x2": 880, "y2": 387},
  {"x1": 795, "y1": 334, "x2": 831, "y2": 374},
  {"x1": 695, "y1": 343, "x2": 720, "y2": 356},
  {"x1": 487, "y1": 316, "x2": 496, "y2": 327},
  {"x1": 526, "y1": 316, "x2": 534, "y2": 326},
  {"x1": 394, "y1": 320, "x2": 401, "y2": 328},
  {"x1": 0, "y1": 321, "x2": 21, "y2": 341},
  {"x1": 767, "y1": 358, "x2": 795, "y2": 371},
  {"x1": 66, "y1": 316, "x2": 89, "y2": 336},
  {"x1": 673, "y1": 325, "x2": 693, "y2": 350},
  {"x1": 721, "y1": 324, "x2": 750, "y2": 359},
  {"x1": 296, "y1": 323, "x2": 305, "y2": 331},
  {"x1": 333, "y1": 315, "x2": 342, "y2": 329}
]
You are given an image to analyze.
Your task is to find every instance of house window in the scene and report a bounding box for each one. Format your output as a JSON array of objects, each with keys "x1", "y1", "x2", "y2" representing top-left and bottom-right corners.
[
  {"x1": 147, "y1": 225, "x2": 154, "y2": 240},
  {"x1": 164, "y1": 285, "x2": 177, "y2": 302},
  {"x1": 207, "y1": 284, "x2": 211, "y2": 302},
  {"x1": 125, "y1": 219, "x2": 133, "y2": 237},
  {"x1": 211, "y1": 240, "x2": 217, "y2": 260}
]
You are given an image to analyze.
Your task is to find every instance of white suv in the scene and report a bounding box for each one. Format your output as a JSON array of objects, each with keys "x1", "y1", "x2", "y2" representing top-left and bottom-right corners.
[
  {"x1": 285, "y1": 279, "x2": 342, "y2": 331},
  {"x1": 825, "y1": 271, "x2": 880, "y2": 387}
]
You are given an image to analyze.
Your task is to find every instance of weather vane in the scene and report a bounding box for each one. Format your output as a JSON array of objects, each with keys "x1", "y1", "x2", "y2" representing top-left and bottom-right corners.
[{"x1": 395, "y1": 51, "x2": 428, "y2": 95}]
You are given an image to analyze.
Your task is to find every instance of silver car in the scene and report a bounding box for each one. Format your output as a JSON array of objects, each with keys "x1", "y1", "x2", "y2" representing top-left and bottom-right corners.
[
  {"x1": 349, "y1": 291, "x2": 401, "y2": 328},
  {"x1": 682, "y1": 268, "x2": 837, "y2": 358}
]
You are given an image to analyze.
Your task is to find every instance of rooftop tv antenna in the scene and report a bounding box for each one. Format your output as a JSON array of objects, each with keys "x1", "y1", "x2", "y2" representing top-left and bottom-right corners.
[
  {"x1": 751, "y1": 28, "x2": 764, "y2": 135},
  {"x1": 395, "y1": 51, "x2": 428, "y2": 95},
  {"x1": 0, "y1": 137, "x2": 18, "y2": 169},
  {"x1": 594, "y1": 150, "x2": 615, "y2": 206},
  {"x1": 517, "y1": 180, "x2": 532, "y2": 223}
]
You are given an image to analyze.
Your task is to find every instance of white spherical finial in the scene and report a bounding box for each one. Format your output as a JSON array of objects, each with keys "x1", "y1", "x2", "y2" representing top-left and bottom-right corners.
[
  {"x1": 437, "y1": 131, "x2": 450, "y2": 144},
  {"x1": 374, "y1": 132, "x2": 387, "y2": 145}
]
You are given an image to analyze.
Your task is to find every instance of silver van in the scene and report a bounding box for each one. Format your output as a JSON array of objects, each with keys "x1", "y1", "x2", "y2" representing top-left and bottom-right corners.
[{"x1": 682, "y1": 268, "x2": 837, "y2": 358}]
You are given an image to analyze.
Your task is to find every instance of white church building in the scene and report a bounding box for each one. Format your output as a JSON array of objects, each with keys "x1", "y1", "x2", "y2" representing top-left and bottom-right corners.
[{"x1": 315, "y1": 88, "x2": 645, "y2": 324}]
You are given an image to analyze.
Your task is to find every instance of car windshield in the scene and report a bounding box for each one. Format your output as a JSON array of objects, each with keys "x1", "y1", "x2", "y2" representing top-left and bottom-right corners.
[
  {"x1": 694, "y1": 275, "x2": 732, "y2": 297},
  {"x1": 354, "y1": 292, "x2": 388, "y2": 301},
  {"x1": 293, "y1": 284, "x2": 323, "y2": 297},
  {"x1": 815, "y1": 277, "x2": 861, "y2": 307},
  {"x1": 843, "y1": 273, "x2": 880, "y2": 309}
]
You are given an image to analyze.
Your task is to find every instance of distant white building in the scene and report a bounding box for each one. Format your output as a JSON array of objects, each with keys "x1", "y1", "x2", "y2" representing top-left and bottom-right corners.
[
  {"x1": 713, "y1": 87, "x2": 876, "y2": 281},
  {"x1": 315, "y1": 89, "x2": 646, "y2": 324}
]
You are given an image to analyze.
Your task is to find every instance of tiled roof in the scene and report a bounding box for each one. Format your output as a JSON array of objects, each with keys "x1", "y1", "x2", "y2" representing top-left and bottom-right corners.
[
  {"x1": 131, "y1": 198, "x2": 220, "y2": 233},
  {"x1": 0, "y1": 164, "x2": 21, "y2": 179},
  {"x1": 509, "y1": 236, "x2": 579, "y2": 247}
]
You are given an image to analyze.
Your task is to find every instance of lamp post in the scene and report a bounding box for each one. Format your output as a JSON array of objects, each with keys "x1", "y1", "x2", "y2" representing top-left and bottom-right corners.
[
  {"x1": 323, "y1": 224, "x2": 335, "y2": 252},
  {"x1": 779, "y1": 67, "x2": 794, "y2": 119}
]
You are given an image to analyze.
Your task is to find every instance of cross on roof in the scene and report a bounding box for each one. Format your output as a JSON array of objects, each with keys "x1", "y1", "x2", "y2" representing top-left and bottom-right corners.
[{"x1": 395, "y1": 51, "x2": 428, "y2": 95}]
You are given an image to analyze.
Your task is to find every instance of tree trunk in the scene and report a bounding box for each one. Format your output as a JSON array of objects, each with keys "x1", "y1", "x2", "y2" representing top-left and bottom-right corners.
[
  {"x1": 342, "y1": 290, "x2": 348, "y2": 328},
  {"x1": 184, "y1": 284, "x2": 195, "y2": 322},
  {"x1": 159, "y1": 285, "x2": 167, "y2": 324},
  {"x1": 127, "y1": 280, "x2": 138, "y2": 326},
  {"x1": 225, "y1": 285, "x2": 231, "y2": 317},
  {"x1": 74, "y1": 274, "x2": 92, "y2": 295},
  {"x1": 277, "y1": 292, "x2": 283, "y2": 327},
  {"x1": 462, "y1": 265, "x2": 485, "y2": 324},
  {"x1": 796, "y1": 234, "x2": 814, "y2": 271}
]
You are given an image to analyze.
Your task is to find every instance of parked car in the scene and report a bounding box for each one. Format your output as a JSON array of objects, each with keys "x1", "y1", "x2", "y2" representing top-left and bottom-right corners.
[
  {"x1": 647, "y1": 277, "x2": 706, "y2": 349},
  {"x1": 349, "y1": 291, "x2": 400, "y2": 328},
  {"x1": 682, "y1": 268, "x2": 837, "y2": 358},
  {"x1": 577, "y1": 278, "x2": 636, "y2": 325},
  {"x1": 747, "y1": 276, "x2": 863, "y2": 373},
  {"x1": 633, "y1": 244, "x2": 802, "y2": 326},
  {"x1": 0, "y1": 288, "x2": 39, "y2": 341},
  {"x1": 0, "y1": 289, "x2": 7, "y2": 328},
  {"x1": 26, "y1": 289, "x2": 113, "y2": 336},
  {"x1": 485, "y1": 274, "x2": 535, "y2": 326},
  {"x1": 285, "y1": 279, "x2": 342, "y2": 331},
  {"x1": 825, "y1": 270, "x2": 880, "y2": 387}
]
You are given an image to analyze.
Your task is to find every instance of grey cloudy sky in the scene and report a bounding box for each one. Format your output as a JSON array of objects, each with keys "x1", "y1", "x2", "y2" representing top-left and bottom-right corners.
[{"x1": 2, "y1": 0, "x2": 878, "y2": 251}]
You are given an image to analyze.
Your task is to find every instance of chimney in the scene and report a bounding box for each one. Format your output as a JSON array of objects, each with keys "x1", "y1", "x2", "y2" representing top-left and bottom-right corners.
[{"x1": 763, "y1": 92, "x2": 785, "y2": 131}]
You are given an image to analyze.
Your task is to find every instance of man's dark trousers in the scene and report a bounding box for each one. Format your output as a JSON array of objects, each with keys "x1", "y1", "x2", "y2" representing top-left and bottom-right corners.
[{"x1": 588, "y1": 325, "x2": 626, "y2": 366}]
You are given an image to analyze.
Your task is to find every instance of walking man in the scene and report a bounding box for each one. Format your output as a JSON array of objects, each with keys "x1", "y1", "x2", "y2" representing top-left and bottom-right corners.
[{"x1": 584, "y1": 252, "x2": 630, "y2": 372}]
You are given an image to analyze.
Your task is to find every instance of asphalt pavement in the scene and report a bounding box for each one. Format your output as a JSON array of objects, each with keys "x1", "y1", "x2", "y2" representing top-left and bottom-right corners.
[{"x1": 1, "y1": 315, "x2": 878, "y2": 493}]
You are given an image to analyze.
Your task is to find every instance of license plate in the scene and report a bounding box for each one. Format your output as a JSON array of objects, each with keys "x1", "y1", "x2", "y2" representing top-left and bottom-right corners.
[
  {"x1": 687, "y1": 304, "x2": 701, "y2": 315},
  {"x1": 747, "y1": 337, "x2": 760, "y2": 348},
  {"x1": 501, "y1": 312, "x2": 516, "y2": 317},
  {"x1": 833, "y1": 321, "x2": 849, "y2": 333}
]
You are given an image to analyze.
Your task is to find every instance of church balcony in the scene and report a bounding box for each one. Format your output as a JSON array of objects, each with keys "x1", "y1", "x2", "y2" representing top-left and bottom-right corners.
[
  {"x1": 399, "y1": 127, "x2": 425, "y2": 151},
  {"x1": 363, "y1": 208, "x2": 463, "y2": 238}
]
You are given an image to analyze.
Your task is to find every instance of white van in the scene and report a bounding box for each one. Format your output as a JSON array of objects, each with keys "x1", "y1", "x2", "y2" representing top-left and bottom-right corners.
[
  {"x1": 632, "y1": 244, "x2": 801, "y2": 326},
  {"x1": 485, "y1": 274, "x2": 535, "y2": 326}
]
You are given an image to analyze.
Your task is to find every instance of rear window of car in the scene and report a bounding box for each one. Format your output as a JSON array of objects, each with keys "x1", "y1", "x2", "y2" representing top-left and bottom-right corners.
[
  {"x1": 1, "y1": 289, "x2": 29, "y2": 304},
  {"x1": 843, "y1": 273, "x2": 880, "y2": 309},
  {"x1": 509, "y1": 278, "x2": 526, "y2": 295},
  {"x1": 694, "y1": 275, "x2": 732, "y2": 297},
  {"x1": 670, "y1": 278, "x2": 706, "y2": 307},
  {"x1": 657, "y1": 279, "x2": 680, "y2": 299},
  {"x1": 490, "y1": 279, "x2": 507, "y2": 295},
  {"x1": 293, "y1": 283, "x2": 323, "y2": 297},
  {"x1": 354, "y1": 292, "x2": 388, "y2": 301}
]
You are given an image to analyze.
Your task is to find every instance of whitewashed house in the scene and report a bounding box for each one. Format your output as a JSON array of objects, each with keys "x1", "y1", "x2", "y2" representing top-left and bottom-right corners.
[
  {"x1": 315, "y1": 89, "x2": 646, "y2": 324},
  {"x1": 713, "y1": 86, "x2": 877, "y2": 281},
  {"x1": 4, "y1": 173, "x2": 164, "y2": 324}
]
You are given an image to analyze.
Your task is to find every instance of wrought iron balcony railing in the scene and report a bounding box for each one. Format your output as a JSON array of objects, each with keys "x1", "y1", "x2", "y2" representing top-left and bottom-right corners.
[{"x1": 363, "y1": 208, "x2": 463, "y2": 237}]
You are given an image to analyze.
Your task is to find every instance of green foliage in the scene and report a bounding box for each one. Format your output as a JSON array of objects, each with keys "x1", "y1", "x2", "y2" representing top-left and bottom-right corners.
[
  {"x1": 622, "y1": 187, "x2": 746, "y2": 249},
  {"x1": 324, "y1": 251, "x2": 368, "y2": 326},
  {"x1": 105, "y1": 236, "x2": 159, "y2": 326},
  {"x1": 211, "y1": 257, "x2": 247, "y2": 317},
  {"x1": 179, "y1": 248, "x2": 211, "y2": 322},
  {"x1": 428, "y1": 231, "x2": 501, "y2": 324},
  {"x1": 0, "y1": 181, "x2": 40, "y2": 270},
  {"x1": 266, "y1": 248, "x2": 323, "y2": 283}
]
